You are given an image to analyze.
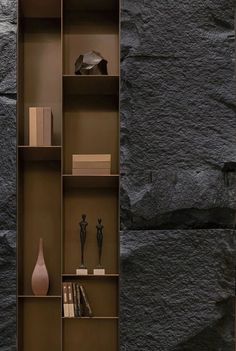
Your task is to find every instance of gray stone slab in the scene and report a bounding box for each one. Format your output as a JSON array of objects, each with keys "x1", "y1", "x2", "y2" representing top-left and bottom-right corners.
[
  {"x1": 0, "y1": 21, "x2": 16, "y2": 95},
  {"x1": 0, "y1": 230, "x2": 16, "y2": 351},
  {"x1": 121, "y1": 169, "x2": 236, "y2": 229},
  {"x1": 0, "y1": 0, "x2": 17, "y2": 24},
  {"x1": 120, "y1": 229, "x2": 235, "y2": 351},
  {"x1": 121, "y1": 0, "x2": 235, "y2": 60},
  {"x1": 0, "y1": 96, "x2": 16, "y2": 230},
  {"x1": 121, "y1": 55, "x2": 236, "y2": 173}
]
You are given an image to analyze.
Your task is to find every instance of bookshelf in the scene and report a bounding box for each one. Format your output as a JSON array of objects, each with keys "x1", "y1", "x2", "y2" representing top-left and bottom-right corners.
[{"x1": 17, "y1": 1, "x2": 120, "y2": 350}]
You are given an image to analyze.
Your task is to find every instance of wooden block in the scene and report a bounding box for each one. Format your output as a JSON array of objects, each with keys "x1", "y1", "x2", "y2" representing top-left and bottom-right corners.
[
  {"x1": 36, "y1": 108, "x2": 44, "y2": 146},
  {"x1": 29, "y1": 107, "x2": 37, "y2": 146},
  {"x1": 76, "y1": 268, "x2": 88, "y2": 276},
  {"x1": 43, "y1": 107, "x2": 52, "y2": 146},
  {"x1": 72, "y1": 154, "x2": 111, "y2": 163},
  {"x1": 93, "y1": 268, "x2": 105, "y2": 275},
  {"x1": 72, "y1": 168, "x2": 111, "y2": 175},
  {"x1": 72, "y1": 160, "x2": 111, "y2": 169}
]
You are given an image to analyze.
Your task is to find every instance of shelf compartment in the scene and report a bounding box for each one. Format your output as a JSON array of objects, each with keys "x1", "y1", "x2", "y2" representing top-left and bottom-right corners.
[
  {"x1": 63, "y1": 318, "x2": 118, "y2": 351},
  {"x1": 64, "y1": 0, "x2": 119, "y2": 12},
  {"x1": 63, "y1": 187, "x2": 119, "y2": 274},
  {"x1": 19, "y1": 18, "x2": 62, "y2": 145},
  {"x1": 63, "y1": 174, "x2": 119, "y2": 188},
  {"x1": 63, "y1": 11, "x2": 119, "y2": 76},
  {"x1": 18, "y1": 160, "x2": 61, "y2": 296},
  {"x1": 18, "y1": 298, "x2": 61, "y2": 351},
  {"x1": 63, "y1": 94, "x2": 119, "y2": 174},
  {"x1": 20, "y1": 0, "x2": 61, "y2": 18},
  {"x1": 18, "y1": 146, "x2": 61, "y2": 161},
  {"x1": 63, "y1": 75, "x2": 119, "y2": 95}
]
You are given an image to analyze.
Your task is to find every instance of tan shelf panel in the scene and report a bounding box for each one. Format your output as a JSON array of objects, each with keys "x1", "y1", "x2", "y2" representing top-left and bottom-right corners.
[
  {"x1": 63, "y1": 174, "x2": 119, "y2": 188},
  {"x1": 64, "y1": 0, "x2": 119, "y2": 12},
  {"x1": 18, "y1": 295, "x2": 61, "y2": 298},
  {"x1": 20, "y1": 0, "x2": 61, "y2": 18},
  {"x1": 63, "y1": 317, "x2": 119, "y2": 320},
  {"x1": 63, "y1": 75, "x2": 119, "y2": 95},
  {"x1": 18, "y1": 146, "x2": 61, "y2": 161}
]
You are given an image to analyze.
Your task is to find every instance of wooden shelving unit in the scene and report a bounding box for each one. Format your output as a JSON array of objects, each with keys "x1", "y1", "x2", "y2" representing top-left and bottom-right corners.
[{"x1": 17, "y1": 0, "x2": 120, "y2": 350}]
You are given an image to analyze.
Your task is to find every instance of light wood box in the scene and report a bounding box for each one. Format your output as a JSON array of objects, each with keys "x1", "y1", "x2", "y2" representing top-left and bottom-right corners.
[
  {"x1": 72, "y1": 154, "x2": 111, "y2": 175},
  {"x1": 29, "y1": 107, "x2": 52, "y2": 146}
]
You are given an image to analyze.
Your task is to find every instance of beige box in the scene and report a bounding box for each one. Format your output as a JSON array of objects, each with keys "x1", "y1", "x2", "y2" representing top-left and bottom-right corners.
[
  {"x1": 72, "y1": 168, "x2": 111, "y2": 175},
  {"x1": 29, "y1": 107, "x2": 52, "y2": 146},
  {"x1": 72, "y1": 154, "x2": 111, "y2": 173}
]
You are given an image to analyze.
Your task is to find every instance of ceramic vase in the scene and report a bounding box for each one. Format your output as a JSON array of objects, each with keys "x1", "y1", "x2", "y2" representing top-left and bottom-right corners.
[{"x1": 31, "y1": 238, "x2": 49, "y2": 295}]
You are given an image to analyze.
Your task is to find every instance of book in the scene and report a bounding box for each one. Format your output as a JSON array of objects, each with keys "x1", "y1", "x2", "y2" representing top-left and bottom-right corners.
[
  {"x1": 80, "y1": 285, "x2": 93, "y2": 317},
  {"x1": 67, "y1": 282, "x2": 75, "y2": 317},
  {"x1": 62, "y1": 283, "x2": 69, "y2": 318},
  {"x1": 72, "y1": 168, "x2": 110, "y2": 175},
  {"x1": 72, "y1": 283, "x2": 78, "y2": 317},
  {"x1": 75, "y1": 282, "x2": 82, "y2": 317}
]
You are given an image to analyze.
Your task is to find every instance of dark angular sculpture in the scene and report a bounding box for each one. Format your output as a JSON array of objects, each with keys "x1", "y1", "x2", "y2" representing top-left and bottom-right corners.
[
  {"x1": 79, "y1": 214, "x2": 88, "y2": 268},
  {"x1": 75, "y1": 51, "x2": 108, "y2": 75},
  {"x1": 96, "y1": 218, "x2": 104, "y2": 267}
]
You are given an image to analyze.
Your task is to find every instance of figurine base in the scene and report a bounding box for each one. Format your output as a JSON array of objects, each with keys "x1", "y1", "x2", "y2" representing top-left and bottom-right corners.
[
  {"x1": 93, "y1": 268, "x2": 105, "y2": 275},
  {"x1": 76, "y1": 268, "x2": 88, "y2": 276}
]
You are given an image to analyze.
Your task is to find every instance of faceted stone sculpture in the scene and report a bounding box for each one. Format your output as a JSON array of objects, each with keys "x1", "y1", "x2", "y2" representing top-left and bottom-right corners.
[
  {"x1": 75, "y1": 51, "x2": 108, "y2": 75},
  {"x1": 31, "y1": 238, "x2": 49, "y2": 295}
]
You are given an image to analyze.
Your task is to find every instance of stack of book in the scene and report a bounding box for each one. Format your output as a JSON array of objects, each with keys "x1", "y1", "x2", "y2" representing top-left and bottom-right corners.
[
  {"x1": 72, "y1": 154, "x2": 111, "y2": 175},
  {"x1": 62, "y1": 282, "x2": 93, "y2": 318},
  {"x1": 29, "y1": 107, "x2": 52, "y2": 146}
]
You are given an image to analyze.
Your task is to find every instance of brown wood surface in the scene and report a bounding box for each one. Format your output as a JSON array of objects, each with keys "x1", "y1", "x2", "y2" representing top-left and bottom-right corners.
[
  {"x1": 63, "y1": 319, "x2": 118, "y2": 351},
  {"x1": 18, "y1": 0, "x2": 120, "y2": 349}
]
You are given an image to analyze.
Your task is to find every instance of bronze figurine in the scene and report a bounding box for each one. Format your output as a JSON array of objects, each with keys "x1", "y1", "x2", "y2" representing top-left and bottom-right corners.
[
  {"x1": 96, "y1": 218, "x2": 104, "y2": 267},
  {"x1": 79, "y1": 214, "x2": 88, "y2": 268}
]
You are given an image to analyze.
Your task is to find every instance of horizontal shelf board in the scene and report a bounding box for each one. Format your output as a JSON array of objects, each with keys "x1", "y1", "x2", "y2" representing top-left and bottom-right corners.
[
  {"x1": 18, "y1": 295, "x2": 61, "y2": 298},
  {"x1": 18, "y1": 146, "x2": 61, "y2": 161},
  {"x1": 63, "y1": 174, "x2": 119, "y2": 188},
  {"x1": 64, "y1": 0, "x2": 119, "y2": 12},
  {"x1": 62, "y1": 317, "x2": 119, "y2": 320},
  {"x1": 21, "y1": 0, "x2": 61, "y2": 18},
  {"x1": 62, "y1": 274, "x2": 119, "y2": 277},
  {"x1": 63, "y1": 75, "x2": 119, "y2": 95}
]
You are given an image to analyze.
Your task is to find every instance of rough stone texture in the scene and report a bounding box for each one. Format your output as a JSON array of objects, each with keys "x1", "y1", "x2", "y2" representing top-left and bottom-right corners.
[
  {"x1": 0, "y1": 231, "x2": 16, "y2": 351},
  {"x1": 0, "y1": 96, "x2": 16, "y2": 231},
  {"x1": 120, "y1": 230, "x2": 235, "y2": 351},
  {"x1": 0, "y1": 1, "x2": 17, "y2": 350},
  {"x1": 121, "y1": 170, "x2": 236, "y2": 230},
  {"x1": 121, "y1": 0, "x2": 236, "y2": 229}
]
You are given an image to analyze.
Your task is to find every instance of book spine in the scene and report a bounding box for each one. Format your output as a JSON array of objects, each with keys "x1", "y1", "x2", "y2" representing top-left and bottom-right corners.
[
  {"x1": 29, "y1": 107, "x2": 37, "y2": 146},
  {"x1": 79, "y1": 285, "x2": 93, "y2": 317},
  {"x1": 62, "y1": 283, "x2": 69, "y2": 318},
  {"x1": 67, "y1": 282, "x2": 75, "y2": 318},
  {"x1": 43, "y1": 107, "x2": 52, "y2": 146},
  {"x1": 72, "y1": 282, "x2": 78, "y2": 317},
  {"x1": 36, "y1": 108, "x2": 44, "y2": 146},
  {"x1": 75, "y1": 282, "x2": 81, "y2": 317}
]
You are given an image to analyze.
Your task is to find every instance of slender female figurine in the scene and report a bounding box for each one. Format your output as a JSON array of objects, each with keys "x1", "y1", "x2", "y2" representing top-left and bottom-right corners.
[
  {"x1": 79, "y1": 214, "x2": 88, "y2": 268},
  {"x1": 96, "y1": 218, "x2": 104, "y2": 267}
]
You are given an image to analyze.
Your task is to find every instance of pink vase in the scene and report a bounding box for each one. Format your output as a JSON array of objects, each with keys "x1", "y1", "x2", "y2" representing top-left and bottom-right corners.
[{"x1": 31, "y1": 238, "x2": 49, "y2": 295}]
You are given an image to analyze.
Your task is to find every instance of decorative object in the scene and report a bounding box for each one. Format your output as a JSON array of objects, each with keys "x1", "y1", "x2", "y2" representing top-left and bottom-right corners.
[
  {"x1": 76, "y1": 214, "x2": 88, "y2": 275},
  {"x1": 29, "y1": 107, "x2": 52, "y2": 146},
  {"x1": 74, "y1": 51, "x2": 108, "y2": 75},
  {"x1": 31, "y1": 238, "x2": 49, "y2": 295},
  {"x1": 93, "y1": 218, "x2": 105, "y2": 275},
  {"x1": 72, "y1": 154, "x2": 111, "y2": 175}
]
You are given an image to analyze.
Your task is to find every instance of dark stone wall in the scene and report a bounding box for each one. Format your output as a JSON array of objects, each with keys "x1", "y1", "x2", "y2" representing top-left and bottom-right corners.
[
  {"x1": 0, "y1": 0, "x2": 17, "y2": 350},
  {"x1": 120, "y1": 0, "x2": 235, "y2": 350}
]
